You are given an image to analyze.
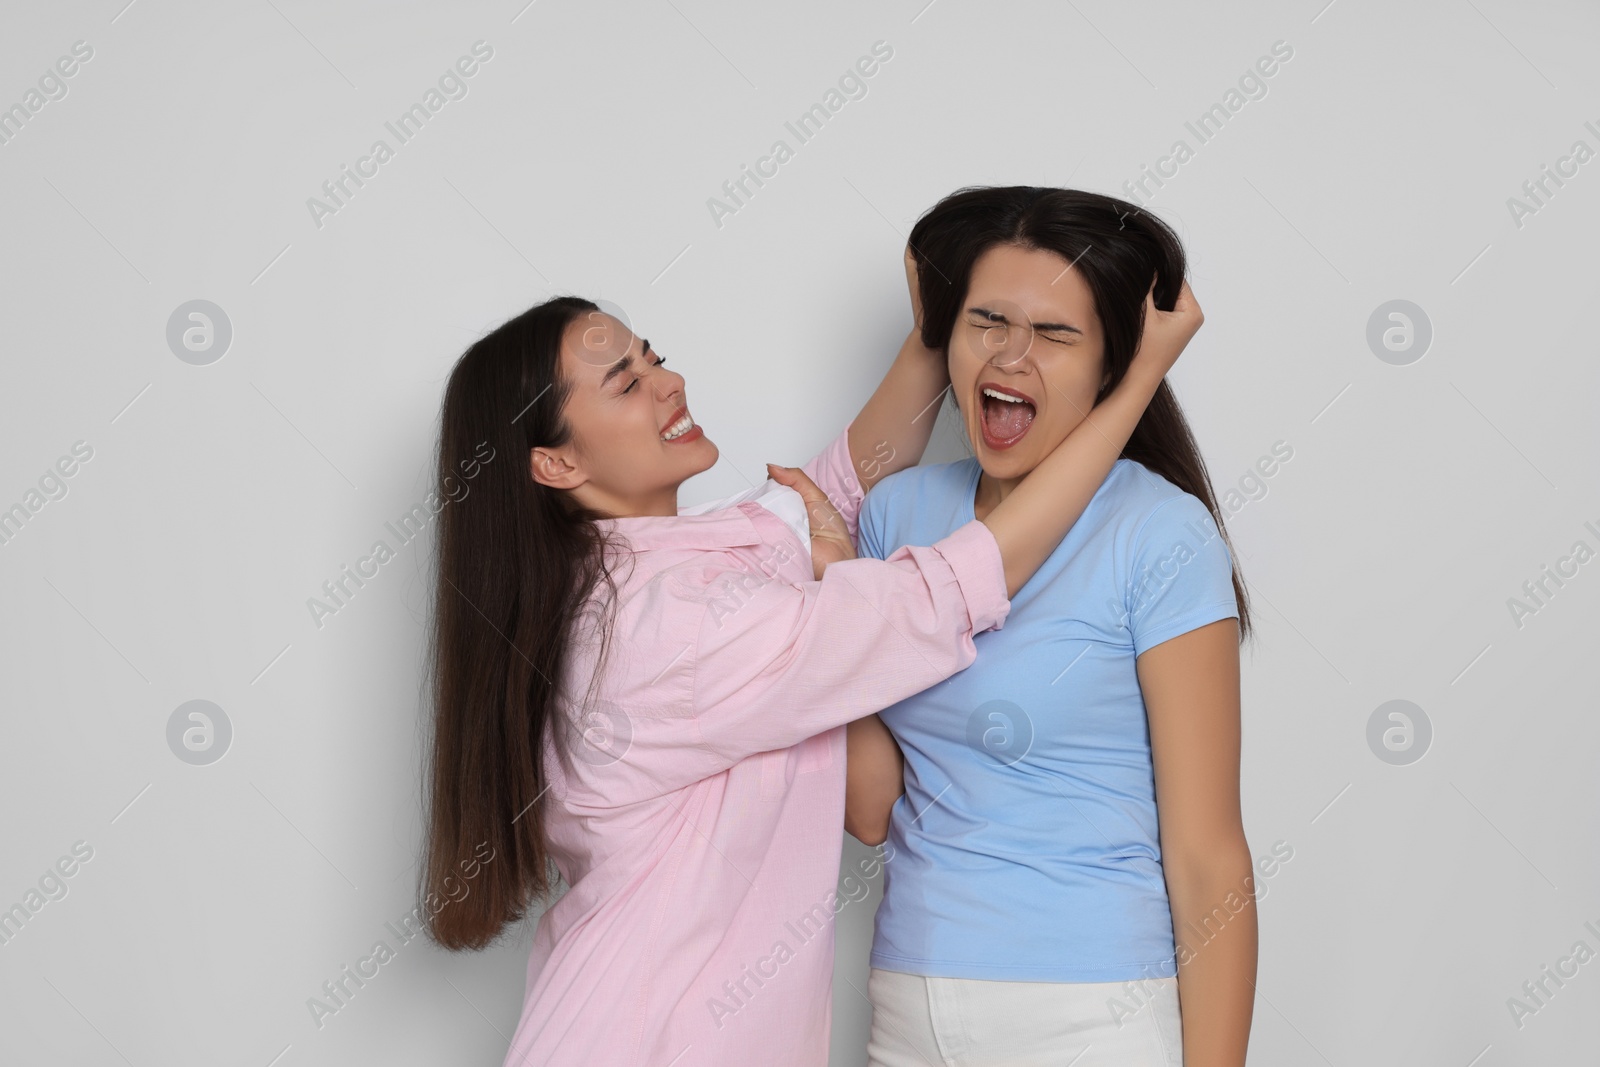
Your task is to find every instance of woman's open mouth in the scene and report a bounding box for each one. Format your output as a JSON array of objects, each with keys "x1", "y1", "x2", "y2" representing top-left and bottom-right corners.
[
  {"x1": 660, "y1": 406, "x2": 704, "y2": 444},
  {"x1": 978, "y1": 384, "x2": 1036, "y2": 450}
]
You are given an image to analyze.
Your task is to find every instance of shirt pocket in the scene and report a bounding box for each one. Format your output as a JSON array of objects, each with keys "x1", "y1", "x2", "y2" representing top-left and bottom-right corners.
[
  {"x1": 796, "y1": 725, "x2": 838, "y2": 775},
  {"x1": 758, "y1": 728, "x2": 837, "y2": 799}
]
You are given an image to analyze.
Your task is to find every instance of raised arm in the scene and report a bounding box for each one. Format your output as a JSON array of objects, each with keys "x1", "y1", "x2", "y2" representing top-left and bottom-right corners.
[
  {"x1": 845, "y1": 246, "x2": 948, "y2": 494},
  {"x1": 983, "y1": 280, "x2": 1202, "y2": 597}
]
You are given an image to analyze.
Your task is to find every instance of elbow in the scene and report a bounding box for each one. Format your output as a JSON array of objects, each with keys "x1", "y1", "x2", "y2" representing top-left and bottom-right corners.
[
  {"x1": 1163, "y1": 837, "x2": 1253, "y2": 896},
  {"x1": 844, "y1": 810, "x2": 890, "y2": 847}
]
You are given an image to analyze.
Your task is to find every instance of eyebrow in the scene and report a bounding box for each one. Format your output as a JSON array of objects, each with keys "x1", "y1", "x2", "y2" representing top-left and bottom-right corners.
[
  {"x1": 600, "y1": 337, "x2": 651, "y2": 387},
  {"x1": 967, "y1": 306, "x2": 1083, "y2": 335}
]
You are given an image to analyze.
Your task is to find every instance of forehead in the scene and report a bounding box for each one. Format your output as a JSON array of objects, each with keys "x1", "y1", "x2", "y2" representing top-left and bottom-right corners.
[
  {"x1": 967, "y1": 244, "x2": 1096, "y2": 325},
  {"x1": 561, "y1": 310, "x2": 638, "y2": 375}
]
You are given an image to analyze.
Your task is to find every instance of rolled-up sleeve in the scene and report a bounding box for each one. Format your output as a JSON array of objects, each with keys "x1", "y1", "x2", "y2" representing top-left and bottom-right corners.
[
  {"x1": 798, "y1": 421, "x2": 867, "y2": 546},
  {"x1": 687, "y1": 518, "x2": 1009, "y2": 769}
]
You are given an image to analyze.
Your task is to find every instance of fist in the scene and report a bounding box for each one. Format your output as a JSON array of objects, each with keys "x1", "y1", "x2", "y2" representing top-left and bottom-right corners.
[
  {"x1": 1131, "y1": 277, "x2": 1204, "y2": 380},
  {"x1": 766, "y1": 464, "x2": 856, "y2": 580},
  {"x1": 904, "y1": 243, "x2": 924, "y2": 332}
]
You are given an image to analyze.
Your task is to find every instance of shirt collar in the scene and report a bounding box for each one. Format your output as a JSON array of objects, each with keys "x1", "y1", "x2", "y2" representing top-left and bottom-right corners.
[{"x1": 594, "y1": 501, "x2": 765, "y2": 552}]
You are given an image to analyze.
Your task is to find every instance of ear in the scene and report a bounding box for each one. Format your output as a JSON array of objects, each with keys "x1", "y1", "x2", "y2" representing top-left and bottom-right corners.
[{"x1": 530, "y1": 445, "x2": 586, "y2": 491}]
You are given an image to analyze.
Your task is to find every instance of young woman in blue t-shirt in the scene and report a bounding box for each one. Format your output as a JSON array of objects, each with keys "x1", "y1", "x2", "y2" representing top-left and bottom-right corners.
[{"x1": 845, "y1": 187, "x2": 1256, "y2": 1067}]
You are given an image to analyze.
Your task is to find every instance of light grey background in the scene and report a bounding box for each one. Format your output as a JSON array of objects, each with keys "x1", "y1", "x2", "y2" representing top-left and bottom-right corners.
[{"x1": 2, "y1": 0, "x2": 1596, "y2": 1064}]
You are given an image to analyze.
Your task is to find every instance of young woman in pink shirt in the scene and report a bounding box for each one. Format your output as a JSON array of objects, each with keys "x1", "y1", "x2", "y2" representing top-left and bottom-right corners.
[{"x1": 419, "y1": 255, "x2": 1201, "y2": 1066}]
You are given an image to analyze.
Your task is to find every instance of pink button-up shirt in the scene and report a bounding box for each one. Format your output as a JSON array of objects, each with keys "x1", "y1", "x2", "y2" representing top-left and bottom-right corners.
[{"x1": 502, "y1": 422, "x2": 1010, "y2": 1066}]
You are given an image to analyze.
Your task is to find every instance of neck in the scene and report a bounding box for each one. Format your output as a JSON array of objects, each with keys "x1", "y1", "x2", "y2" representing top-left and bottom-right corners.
[
  {"x1": 972, "y1": 471, "x2": 1022, "y2": 523},
  {"x1": 626, "y1": 490, "x2": 681, "y2": 518},
  {"x1": 578, "y1": 484, "x2": 681, "y2": 520}
]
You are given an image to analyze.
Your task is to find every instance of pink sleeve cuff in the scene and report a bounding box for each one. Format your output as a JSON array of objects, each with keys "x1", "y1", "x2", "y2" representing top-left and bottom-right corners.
[
  {"x1": 798, "y1": 421, "x2": 866, "y2": 545},
  {"x1": 933, "y1": 519, "x2": 1011, "y2": 634}
]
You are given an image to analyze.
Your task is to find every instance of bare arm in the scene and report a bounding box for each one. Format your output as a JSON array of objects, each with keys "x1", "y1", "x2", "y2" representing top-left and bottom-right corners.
[
  {"x1": 846, "y1": 246, "x2": 947, "y2": 494},
  {"x1": 1140, "y1": 618, "x2": 1255, "y2": 1067},
  {"x1": 983, "y1": 281, "x2": 1202, "y2": 597},
  {"x1": 844, "y1": 713, "x2": 904, "y2": 845}
]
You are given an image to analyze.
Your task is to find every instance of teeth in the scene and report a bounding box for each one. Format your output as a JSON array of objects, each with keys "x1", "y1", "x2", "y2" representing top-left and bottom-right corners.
[
  {"x1": 661, "y1": 413, "x2": 694, "y2": 440},
  {"x1": 982, "y1": 387, "x2": 1031, "y2": 405}
]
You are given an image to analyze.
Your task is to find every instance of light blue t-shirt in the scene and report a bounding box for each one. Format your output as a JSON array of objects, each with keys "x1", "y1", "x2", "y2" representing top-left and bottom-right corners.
[{"x1": 859, "y1": 456, "x2": 1240, "y2": 982}]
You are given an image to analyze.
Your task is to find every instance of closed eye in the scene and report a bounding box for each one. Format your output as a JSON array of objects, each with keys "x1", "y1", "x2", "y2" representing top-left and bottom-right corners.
[
  {"x1": 622, "y1": 355, "x2": 666, "y2": 393},
  {"x1": 966, "y1": 306, "x2": 1082, "y2": 345},
  {"x1": 966, "y1": 312, "x2": 1075, "y2": 347}
]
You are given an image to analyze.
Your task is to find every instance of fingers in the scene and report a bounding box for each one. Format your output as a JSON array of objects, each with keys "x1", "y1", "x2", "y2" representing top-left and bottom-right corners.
[
  {"x1": 1177, "y1": 279, "x2": 1202, "y2": 325},
  {"x1": 1143, "y1": 277, "x2": 1202, "y2": 329},
  {"x1": 1161, "y1": 278, "x2": 1200, "y2": 315},
  {"x1": 1125, "y1": 274, "x2": 1205, "y2": 379},
  {"x1": 767, "y1": 464, "x2": 824, "y2": 504},
  {"x1": 768, "y1": 464, "x2": 847, "y2": 533},
  {"x1": 904, "y1": 246, "x2": 924, "y2": 328},
  {"x1": 766, "y1": 462, "x2": 804, "y2": 487}
]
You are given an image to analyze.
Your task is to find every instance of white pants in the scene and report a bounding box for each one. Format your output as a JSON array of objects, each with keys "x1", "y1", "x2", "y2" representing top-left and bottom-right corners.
[{"x1": 865, "y1": 967, "x2": 1183, "y2": 1067}]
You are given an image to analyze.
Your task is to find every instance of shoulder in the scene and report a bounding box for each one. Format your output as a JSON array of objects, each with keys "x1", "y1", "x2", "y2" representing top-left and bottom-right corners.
[
  {"x1": 1083, "y1": 462, "x2": 1230, "y2": 583},
  {"x1": 1107, "y1": 465, "x2": 1240, "y2": 649},
  {"x1": 859, "y1": 459, "x2": 976, "y2": 555},
  {"x1": 1101, "y1": 460, "x2": 1215, "y2": 537},
  {"x1": 866, "y1": 458, "x2": 975, "y2": 515},
  {"x1": 873, "y1": 458, "x2": 975, "y2": 496},
  {"x1": 1105, "y1": 463, "x2": 1234, "y2": 586}
]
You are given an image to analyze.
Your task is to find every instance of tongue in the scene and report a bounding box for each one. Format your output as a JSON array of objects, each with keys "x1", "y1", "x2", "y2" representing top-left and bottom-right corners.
[{"x1": 983, "y1": 396, "x2": 1035, "y2": 441}]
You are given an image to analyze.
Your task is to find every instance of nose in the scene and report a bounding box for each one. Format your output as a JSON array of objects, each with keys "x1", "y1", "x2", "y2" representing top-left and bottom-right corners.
[
  {"x1": 969, "y1": 310, "x2": 1038, "y2": 371},
  {"x1": 653, "y1": 364, "x2": 684, "y2": 402},
  {"x1": 985, "y1": 331, "x2": 1036, "y2": 371}
]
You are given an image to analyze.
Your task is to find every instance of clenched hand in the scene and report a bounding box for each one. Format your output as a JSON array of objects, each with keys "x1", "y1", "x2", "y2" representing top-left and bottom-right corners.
[{"x1": 766, "y1": 464, "x2": 857, "y2": 581}]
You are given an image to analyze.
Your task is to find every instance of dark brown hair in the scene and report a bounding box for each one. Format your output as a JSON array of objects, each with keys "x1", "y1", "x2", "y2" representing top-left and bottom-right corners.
[
  {"x1": 420, "y1": 295, "x2": 625, "y2": 950},
  {"x1": 909, "y1": 185, "x2": 1252, "y2": 639}
]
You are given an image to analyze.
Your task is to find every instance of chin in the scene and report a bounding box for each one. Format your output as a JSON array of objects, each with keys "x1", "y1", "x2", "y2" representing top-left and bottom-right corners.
[
  {"x1": 977, "y1": 451, "x2": 1037, "y2": 481},
  {"x1": 965, "y1": 430, "x2": 1033, "y2": 479}
]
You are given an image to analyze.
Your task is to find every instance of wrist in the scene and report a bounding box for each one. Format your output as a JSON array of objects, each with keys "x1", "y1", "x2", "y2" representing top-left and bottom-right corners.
[
  {"x1": 904, "y1": 322, "x2": 935, "y2": 355},
  {"x1": 1119, "y1": 360, "x2": 1169, "y2": 396}
]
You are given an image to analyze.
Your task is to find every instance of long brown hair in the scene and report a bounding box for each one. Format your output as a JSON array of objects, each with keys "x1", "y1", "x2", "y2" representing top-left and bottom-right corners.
[
  {"x1": 420, "y1": 295, "x2": 625, "y2": 950},
  {"x1": 908, "y1": 185, "x2": 1252, "y2": 639}
]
